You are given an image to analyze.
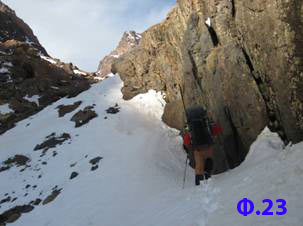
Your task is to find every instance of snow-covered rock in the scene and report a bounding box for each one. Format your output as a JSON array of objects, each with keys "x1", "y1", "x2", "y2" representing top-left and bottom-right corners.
[
  {"x1": 24, "y1": 95, "x2": 40, "y2": 106},
  {"x1": 40, "y1": 55, "x2": 57, "y2": 65},
  {"x1": 205, "y1": 17, "x2": 211, "y2": 27},
  {"x1": 0, "y1": 67, "x2": 9, "y2": 74},
  {"x1": 0, "y1": 103, "x2": 13, "y2": 114},
  {"x1": 73, "y1": 69, "x2": 87, "y2": 75}
]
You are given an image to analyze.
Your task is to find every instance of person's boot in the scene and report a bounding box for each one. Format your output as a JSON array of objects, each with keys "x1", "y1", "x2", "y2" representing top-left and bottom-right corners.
[
  {"x1": 195, "y1": 174, "x2": 204, "y2": 186},
  {"x1": 195, "y1": 175, "x2": 200, "y2": 186},
  {"x1": 204, "y1": 158, "x2": 213, "y2": 180},
  {"x1": 204, "y1": 172, "x2": 210, "y2": 180}
]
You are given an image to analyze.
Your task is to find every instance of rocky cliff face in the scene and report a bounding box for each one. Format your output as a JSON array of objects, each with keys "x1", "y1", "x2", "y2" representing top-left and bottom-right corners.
[
  {"x1": 112, "y1": 0, "x2": 303, "y2": 172},
  {"x1": 0, "y1": 2, "x2": 95, "y2": 135},
  {"x1": 0, "y1": 2, "x2": 47, "y2": 55},
  {"x1": 97, "y1": 31, "x2": 141, "y2": 77}
]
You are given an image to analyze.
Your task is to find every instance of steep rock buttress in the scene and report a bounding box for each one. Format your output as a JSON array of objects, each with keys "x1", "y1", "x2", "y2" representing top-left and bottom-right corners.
[{"x1": 112, "y1": 0, "x2": 303, "y2": 172}]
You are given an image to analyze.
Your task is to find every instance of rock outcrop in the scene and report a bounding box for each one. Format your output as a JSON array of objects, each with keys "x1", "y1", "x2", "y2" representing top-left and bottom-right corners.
[
  {"x1": 0, "y1": 1, "x2": 95, "y2": 135},
  {"x1": 97, "y1": 31, "x2": 141, "y2": 77},
  {"x1": 113, "y1": 0, "x2": 303, "y2": 172},
  {"x1": 0, "y1": 2, "x2": 47, "y2": 55}
]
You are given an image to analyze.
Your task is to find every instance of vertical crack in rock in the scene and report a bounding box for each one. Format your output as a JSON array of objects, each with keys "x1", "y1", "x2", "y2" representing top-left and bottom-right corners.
[
  {"x1": 242, "y1": 48, "x2": 254, "y2": 72},
  {"x1": 231, "y1": 0, "x2": 236, "y2": 17},
  {"x1": 224, "y1": 106, "x2": 246, "y2": 167},
  {"x1": 206, "y1": 26, "x2": 219, "y2": 47},
  {"x1": 242, "y1": 48, "x2": 288, "y2": 143},
  {"x1": 187, "y1": 50, "x2": 203, "y2": 93}
]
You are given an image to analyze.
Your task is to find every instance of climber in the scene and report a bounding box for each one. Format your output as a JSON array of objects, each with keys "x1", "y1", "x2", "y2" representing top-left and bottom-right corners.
[{"x1": 182, "y1": 106, "x2": 223, "y2": 186}]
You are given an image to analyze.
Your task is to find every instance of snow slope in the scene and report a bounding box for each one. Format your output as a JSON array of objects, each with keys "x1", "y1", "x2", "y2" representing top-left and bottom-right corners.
[{"x1": 0, "y1": 75, "x2": 302, "y2": 226}]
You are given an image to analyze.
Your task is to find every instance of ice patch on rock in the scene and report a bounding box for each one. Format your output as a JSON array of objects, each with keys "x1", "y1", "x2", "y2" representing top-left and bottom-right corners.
[
  {"x1": 24, "y1": 95, "x2": 40, "y2": 106},
  {"x1": 73, "y1": 69, "x2": 87, "y2": 75},
  {"x1": 0, "y1": 67, "x2": 9, "y2": 74},
  {"x1": 0, "y1": 103, "x2": 13, "y2": 114},
  {"x1": 205, "y1": 17, "x2": 211, "y2": 27},
  {"x1": 40, "y1": 55, "x2": 57, "y2": 64}
]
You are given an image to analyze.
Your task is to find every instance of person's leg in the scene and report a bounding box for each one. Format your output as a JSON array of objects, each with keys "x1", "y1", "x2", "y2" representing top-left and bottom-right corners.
[
  {"x1": 194, "y1": 150, "x2": 205, "y2": 175},
  {"x1": 204, "y1": 146, "x2": 214, "y2": 179},
  {"x1": 194, "y1": 149, "x2": 205, "y2": 185}
]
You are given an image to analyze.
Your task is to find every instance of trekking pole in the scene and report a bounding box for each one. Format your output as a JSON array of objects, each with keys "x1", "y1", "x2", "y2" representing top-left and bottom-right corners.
[
  {"x1": 178, "y1": 84, "x2": 188, "y2": 124},
  {"x1": 179, "y1": 84, "x2": 189, "y2": 189},
  {"x1": 182, "y1": 156, "x2": 189, "y2": 189}
]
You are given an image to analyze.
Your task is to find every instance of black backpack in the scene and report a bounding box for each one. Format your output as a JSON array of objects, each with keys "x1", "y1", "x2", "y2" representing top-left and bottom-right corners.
[{"x1": 186, "y1": 106, "x2": 213, "y2": 146}]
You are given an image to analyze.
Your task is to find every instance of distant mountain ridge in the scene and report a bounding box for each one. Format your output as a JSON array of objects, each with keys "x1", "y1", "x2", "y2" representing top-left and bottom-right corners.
[{"x1": 97, "y1": 31, "x2": 141, "y2": 77}]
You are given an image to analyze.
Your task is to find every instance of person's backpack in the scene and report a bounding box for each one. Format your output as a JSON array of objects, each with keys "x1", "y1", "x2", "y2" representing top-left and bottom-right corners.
[{"x1": 186, "y1": 106, "x2": 213, "y2": 146}]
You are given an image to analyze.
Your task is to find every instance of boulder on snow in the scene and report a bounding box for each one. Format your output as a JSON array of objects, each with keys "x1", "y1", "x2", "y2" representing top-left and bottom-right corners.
[
  {"x1": 57, "y1": 101, "x2": 82, "y2": 117},
  {"x1": 91, "y1": 165, "x2": 99, "y2": 171},
  {"x1": 42, "y1": 189, "x2": 62, "y2": 205},
  {"x1": 0, "y1": 205, "x2": 34, "y2": 225},
  {"x1": 105, "y1": 104, "x2": 120, "y2": 114},
  {"x1": 89, "y1": 156, "x2": 103, "y2": 171},
  {"x1": 70, "y1": 172, "x2": 79, "y2": 180},
  {"x1": 0, "y1": 155, "x2": 30, "y2": 173},
  {"x1": 3, "y1": 155, "x2": 30, "y2": 167},
  {"x1": 0, "y1": 196, "x2": 11, "y2": 205},
  {"x1": 71, "y1": 106, "x2": 98, "y2": 128},
  {"x1": 29, "y1": 199, "x2": 42, "y2": 206},
  {"x1": 89, "y1": 157, "x2": 103, "y2": 165},
  {"x1": 34, "y1": 133, "x2": 71, "y2": 154}
]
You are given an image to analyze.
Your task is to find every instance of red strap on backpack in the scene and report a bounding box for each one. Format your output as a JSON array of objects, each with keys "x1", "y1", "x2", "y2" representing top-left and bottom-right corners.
[
  {"x1": 211, "y1": 123, "x2": 223, "y2": 136},
  {"x1": 183, "y1": 132, "x2": 191, "y2": 146}
]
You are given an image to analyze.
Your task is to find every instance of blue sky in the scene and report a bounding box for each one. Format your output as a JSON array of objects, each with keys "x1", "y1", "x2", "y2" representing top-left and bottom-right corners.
[{"x1": 2, "y1": 0, "x2": 176, "y2": 72}]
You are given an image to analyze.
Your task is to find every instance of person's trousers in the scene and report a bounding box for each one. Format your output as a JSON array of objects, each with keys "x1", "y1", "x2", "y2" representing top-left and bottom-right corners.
[{"x1": 194, "y1": 147, "x2": 213, "y2": 175}]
